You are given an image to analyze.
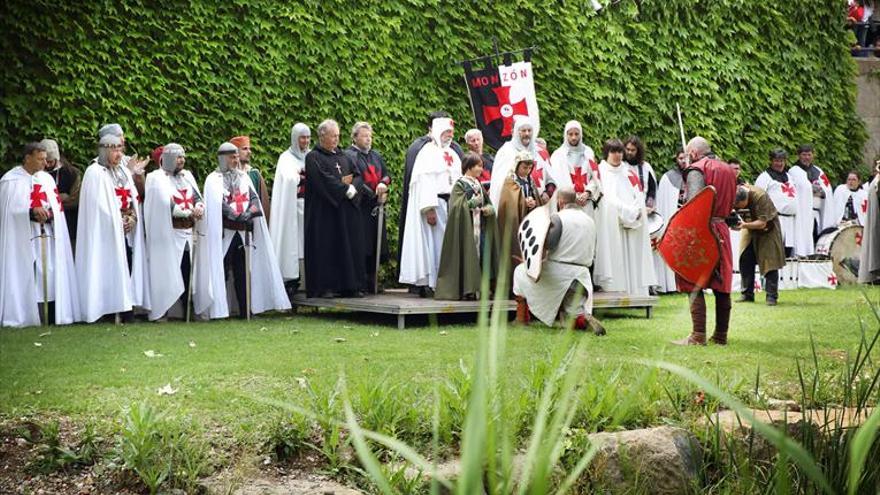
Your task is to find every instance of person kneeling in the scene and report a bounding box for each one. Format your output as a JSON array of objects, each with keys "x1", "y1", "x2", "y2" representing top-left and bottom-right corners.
[
  {"x1": 435, "y1": 153, "x2": 498, "y2": 300},
  {"x1": 512, "y1": 188, "x2": 605, "y2": 335}
]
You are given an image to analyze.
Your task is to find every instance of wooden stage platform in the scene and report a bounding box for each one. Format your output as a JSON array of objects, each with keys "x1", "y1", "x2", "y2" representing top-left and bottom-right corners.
[{"x1": 293, "y1": 289, "x2": 658, "y2": 329}]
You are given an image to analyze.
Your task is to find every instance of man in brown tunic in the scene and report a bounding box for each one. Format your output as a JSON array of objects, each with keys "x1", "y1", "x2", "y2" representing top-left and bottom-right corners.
[{"x1": 734, "y1": 185, "x2": 786, "y2": 305}]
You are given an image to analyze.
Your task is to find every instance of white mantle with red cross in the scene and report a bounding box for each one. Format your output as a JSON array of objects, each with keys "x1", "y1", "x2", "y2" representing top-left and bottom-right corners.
[{"x1": 732, "y1": 259, "x2": 838, "y2": 292}]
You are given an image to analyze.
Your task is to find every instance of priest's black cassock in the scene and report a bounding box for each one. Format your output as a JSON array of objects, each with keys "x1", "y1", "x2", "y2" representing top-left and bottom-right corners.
[
  {"x1": 343, "y1": 145, "x2": 392, "y2": 288},
  {"x1": 304, "y1": 145, "x2": 365, "y2": 297},
  {"x1": 396, "y1": 137, "x2": 463, "y2": 267}
]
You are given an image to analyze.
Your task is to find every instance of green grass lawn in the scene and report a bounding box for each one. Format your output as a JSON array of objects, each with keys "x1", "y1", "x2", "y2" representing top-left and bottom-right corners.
[{"x1": 1, "y1": 286, "x2": 877, "y2": 448}]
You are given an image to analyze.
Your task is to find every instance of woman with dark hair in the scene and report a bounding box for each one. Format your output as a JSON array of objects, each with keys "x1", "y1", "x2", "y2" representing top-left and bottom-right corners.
[{"x1": 435, "y1": 152, "x2": 498, "y2": 300}]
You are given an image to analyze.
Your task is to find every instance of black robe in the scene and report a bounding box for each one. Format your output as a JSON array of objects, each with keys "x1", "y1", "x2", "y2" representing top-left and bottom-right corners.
[
  {"x1": 343, "y1": 145, "x2": 392, "y2": 286},
  {"x1": 396, "y1": 136, "x2": 463, "y2": 268},
  {"x1": 304, "y1": 145, "x2": 365, "y2": 296},
  {"x1": 48, "y1": 163, "x2": 81, "y2": 247}
]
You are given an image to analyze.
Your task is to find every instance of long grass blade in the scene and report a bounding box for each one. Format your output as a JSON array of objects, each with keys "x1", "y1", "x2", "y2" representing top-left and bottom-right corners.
[
  {"x1": 847, "y1": 406, "x2": 880, "y2": 495},
  {"x1": 643, "y1": 360, "x2": 833, "y2": 494}
]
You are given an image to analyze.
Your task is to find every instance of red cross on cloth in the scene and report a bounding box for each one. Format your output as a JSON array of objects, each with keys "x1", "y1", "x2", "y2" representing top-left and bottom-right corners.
[
  {"x1": 781, "y1": 182, "x2": 796, "y2": 198},
  {"x1": 115, "y1": 187, "x2": 131, "y2": 210},
  {"x1": 570, "y1": 166, "x2": 587, "y2": 193},
  {"x1": 481, "y1": 86, "x2": 529, "y2": 137},
  {"x1": 820, "y1": 173, "x2": 830, "y2": 188},
  {"x1": 856, "y1": 231, "x2": 863, "y2": 247},
  {"x1": 173, "y1": 188, "x2": 193, "y2": 210},
  {"x1": 443, "y1": 152, "x2": 453, "y2": 167},
  {"x1": 54, "y1": 187, "x2": 63, "y2": 212},
  {"x1": 362, "y1": 164, "x2": 380, "y2": 191},
  {"x1": 827, "y1": 274, "x2": 838, "y2": 286},
  {"x1": 531, "y1": 163, "x2": 544, "y2": 189},
  {"x1": 862, "y1": 198, "x2": 869, "y2": 214},
  {"x1": 627, "y1": 169, "x2": 641, "y2": 190},
  {"x1": 589, "y1": 159, "x2": 600, "y2": 181},
  {"x1": 228, "y1": 191, "x2": 248, "y2": 216},
  {"x1": 30, "y1": 183, "x2": 48, "y2": 209}
]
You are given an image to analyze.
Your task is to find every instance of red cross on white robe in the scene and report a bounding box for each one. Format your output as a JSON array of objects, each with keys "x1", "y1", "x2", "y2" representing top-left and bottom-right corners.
[
  {"x1": 531, "y1": 163, "x2": 544, "y2": 189},
  {"x1": 443, "y1": 152, "x2": 453, "y2": 168},
  {"x1": 54, "y1": 187, "x2": 63, "y2": 212},
  {"x1": 856, "y1": 231, "x2": 863, "y2": 247},
  {"x1": 228, "y1": 191, "x2": 249, "y2": 216},
  {"x1": 820, "y1": 173, "x2": 830, "y2": 188},
  {"x1": 174, "y1": 188, "x2": 194, "y2": 210},
  {"x1": 115, "y1": 187, "x2": 132, "y2": 209},
  {"x1": 781, "y1": 182, "x2": 796, "y2": 198},
  {"x1": 862, "y1": 199, "x2": 869, "y2": 215},
  {"x1": 627, "y1": 169, "x2": 641, "y2": 190},
  {"x1": 827, "y1": 274, "x2": 838, "y2": 286},
  {"x1": 30, "y1": 183, "x2": 48, "y2": 209},
  {"x1": 589, "y1": 159, "x2": 600, "y2": 181},
  {"x1": 570, "y1": 166, "x2": 587, "y2": 193}
]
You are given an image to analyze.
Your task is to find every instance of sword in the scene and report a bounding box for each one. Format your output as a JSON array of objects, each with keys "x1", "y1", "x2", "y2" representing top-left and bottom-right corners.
[
  {"x1": 244, "y1": 228, "x2": 252, "y2": 321},
  {"x1": 373, "y1": 204, "x2": 384, "y2": 294},
  {"x1": 37, "y1": 224, "x2": 51, "y2": 326},
  {"x1": 186, "y1": 226, "x2": 205, "y2": 323},
  {"x1": 676, "y1": 103, "x2": 690, "y2": 168}
]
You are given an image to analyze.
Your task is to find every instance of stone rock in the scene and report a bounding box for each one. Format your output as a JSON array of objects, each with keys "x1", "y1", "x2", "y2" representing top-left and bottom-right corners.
[
  {"x1": 765, "y1": 399, "x2": 801, "y2": 412},
  {"x1": 202, "y1": 474, "x2": 362, "y2": 495},
  {"x1": 588, "y1": 426, "x2": 702, "y2": 495}
]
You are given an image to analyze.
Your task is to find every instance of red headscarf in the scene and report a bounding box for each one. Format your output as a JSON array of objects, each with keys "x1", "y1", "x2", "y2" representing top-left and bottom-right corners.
[{"x1": 230, "y1": 136, "x2": 250, "y2": 149}]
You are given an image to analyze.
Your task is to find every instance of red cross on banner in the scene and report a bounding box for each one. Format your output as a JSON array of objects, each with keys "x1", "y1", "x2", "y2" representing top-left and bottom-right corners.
[
  {"x1": 115, "y1": 187, "x2": 131, "y2": 209},
  {"x1": 856, "y1": 231, "x2": 863, "y2": 247},
  {"x1": 627, "y1": 169, "x2": 641, "y2": 190},
  {"x1": 443, "y1": 152, "x2": 453, "y2": 167},
  {"x1": 54, "y1": 187, "x2": 63, "y2": 212},
  {"x1": 781, "y1": 182, "x2": 796, "y2": 198},
  {"x1": 363, "y1": 164, "x2": 380, "y2": 191},
  {"x1": 229, "y1": 191, "x2": 248, "y2": 215},
  {"x1": 571, "y1": 166, "x2": 586, "y2": 193},
  {"x1": 827, "y1": 274, "x2": 838, "y2": 286},
  {"x1": 174, "y1": 188, "x2": 194, "y2": 210},
  {"x1": 862, "y1": 199, "x2": 869, "y2": 214},
  {"x1": 820, "y1": 173, "x2": 830, "y2": 188},
  {"x1": 482, "y1": 86, "x2": 529, "y2": 138},
  {"x1": 30, "y1": 184, "x2": 48, "y2": 208}
]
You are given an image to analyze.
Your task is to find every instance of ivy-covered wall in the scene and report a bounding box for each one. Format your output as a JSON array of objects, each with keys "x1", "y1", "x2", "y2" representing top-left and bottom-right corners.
[{"x1": 1, "y1": 0, "x2": 865, "y2": 243}]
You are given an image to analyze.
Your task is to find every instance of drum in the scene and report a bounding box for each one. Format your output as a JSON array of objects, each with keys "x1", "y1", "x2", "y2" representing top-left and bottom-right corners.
[
  {"x1": 815, "y1": 224, "x2": 864, "y2": 284},
  {"x1": 647, "y1": 211, "x2": 665, "y2": 240}
]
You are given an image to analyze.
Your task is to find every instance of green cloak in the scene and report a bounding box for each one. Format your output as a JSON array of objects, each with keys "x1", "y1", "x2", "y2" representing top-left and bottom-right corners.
[{"x1": 435, "y1": 178, "x2": 499, "y2": 300}]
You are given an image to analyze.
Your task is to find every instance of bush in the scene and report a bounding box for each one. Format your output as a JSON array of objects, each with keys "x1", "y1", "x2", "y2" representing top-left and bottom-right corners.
[{"x1": 0, "y1": 1, "x2": 867, "y2": 260}]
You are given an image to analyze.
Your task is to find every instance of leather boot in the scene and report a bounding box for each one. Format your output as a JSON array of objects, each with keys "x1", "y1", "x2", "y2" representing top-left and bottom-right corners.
[
  {"x1": 710, "y1": 292, "x2": 731, "y2": 345},
  {"x1": 515, "y1": 296, "x2": 530, "y2": 325},
  {"x1": 672, "y1": 291, "x2": 706, "y2": 346}
]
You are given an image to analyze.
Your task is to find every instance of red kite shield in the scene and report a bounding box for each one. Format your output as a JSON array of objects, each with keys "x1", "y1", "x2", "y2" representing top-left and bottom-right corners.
[{"x1": 657, "y1": 186, "x2": 721, "y2": 289}]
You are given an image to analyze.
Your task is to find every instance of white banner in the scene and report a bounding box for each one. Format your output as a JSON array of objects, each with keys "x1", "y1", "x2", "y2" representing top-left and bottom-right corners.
[{"x1": 498, "y1": 61, "x2": 540, "y2": 138}]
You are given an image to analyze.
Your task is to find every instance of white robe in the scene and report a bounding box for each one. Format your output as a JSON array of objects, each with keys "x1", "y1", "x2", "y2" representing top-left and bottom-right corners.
[
  {"x1": 270, "y1": 150, "x2": 304, "y2": 281},
  {"x1": 0, "y1": 168, "x2": 80, "y2": 327},
  {"x1": 144, "y1": 170, "x2": 213, "y2": 320},
  {"x1": 76, "y1": 161, "x2": 150, "y2": 323},
  {"x1": 201, "y1": 171, "x2": 290, "y2": 317},
  {"x1": 755, "y1": 171, "x2": 813, "y2": 256},
  {"x1": 513, "y1": 207, "x2": 596, "y2": 326},
  {"x1": 653, "y1": 170, "x2": 682, "y2": 292},
  {"x1": 398, "y1": 142, "x2": 461, "y2": 289},
  {"x1": 593, "y1": 161, "x2": 656, "y2": 296},
  {"x1": 831, "y1": 184, "x2": 868, "y2": 226},
  {"x1": 792, "y1": 165, "x2": 835, "y2": 232}
]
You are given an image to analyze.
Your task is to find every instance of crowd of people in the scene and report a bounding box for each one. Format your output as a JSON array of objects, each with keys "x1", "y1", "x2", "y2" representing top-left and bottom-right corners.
[
  {"x1": 2, "y1": 114, "x2": 879, "y2": 345},
  {"x1": 849, "y1": 0, "x2": 880, "y2": 56}
]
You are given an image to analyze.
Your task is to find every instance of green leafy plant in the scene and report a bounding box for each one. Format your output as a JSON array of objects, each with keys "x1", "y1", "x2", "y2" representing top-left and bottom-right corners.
[{"x1": 27, "y1": 420, "x2": 102, "y2": 474}]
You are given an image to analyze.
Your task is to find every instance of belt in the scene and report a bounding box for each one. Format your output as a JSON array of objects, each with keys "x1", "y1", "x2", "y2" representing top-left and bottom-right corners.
[
  {"x1": 172, "y1": 217, "x2": 194, "y2": 229},
  {"x1": 437, "y1": 193, "x2": 450, "y2": 202},
  {"x1": 778, "y1": 213, "x2": 794, "y2": 217},
  {"x1": 223, "y1": 218, "x2": 253, "y2": 232}
]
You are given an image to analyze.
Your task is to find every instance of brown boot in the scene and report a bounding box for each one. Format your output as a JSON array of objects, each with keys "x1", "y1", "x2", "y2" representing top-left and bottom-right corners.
[
  {"x1": 515, "y1": 296, "x2": 530, "y2": 325},
  {"x1": 672, "y1": 291, "x2": 707, "y2": 346},
  {"x1": 710, "y1": 292, "x2": 731, "y2": 345}
]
